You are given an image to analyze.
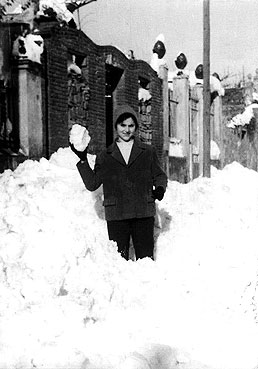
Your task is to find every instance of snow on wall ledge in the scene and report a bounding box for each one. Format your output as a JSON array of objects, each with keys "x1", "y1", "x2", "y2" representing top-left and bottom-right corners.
[{"x1": 1, "y1": 147, "x2": 258, "y2": 369}]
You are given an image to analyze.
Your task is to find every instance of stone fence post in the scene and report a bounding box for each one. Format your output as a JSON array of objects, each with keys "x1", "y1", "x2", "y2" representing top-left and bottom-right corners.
[
  {"x1": 173, "y1": 75, "x2": 190, "y2": 180},
  {"x1": 195, "y1": 85, "x2": 204, "y2": 176},
  {"x1": 13, "y1": 60, "x2": 43, "y2": 159},
  {"x1": 158, "y1": 64, "x2": 169, "y2": 175},
  {"x1": 212, "y1": 95, "x2": 223, "y2": 148}
]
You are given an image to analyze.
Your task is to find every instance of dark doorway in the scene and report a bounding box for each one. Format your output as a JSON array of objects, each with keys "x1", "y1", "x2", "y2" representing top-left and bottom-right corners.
[
  {"x1": 0, "y1": 79, "x2": 19, "y2": 153},
  {"x1": 105, "y1": 64, "x2": 124, "y2": 147}
]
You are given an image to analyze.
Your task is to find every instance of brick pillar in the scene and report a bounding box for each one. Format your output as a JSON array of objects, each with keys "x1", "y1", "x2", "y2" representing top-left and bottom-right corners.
[{"x1": 15, "y1": 60, "x2": 43, "y2": 158}]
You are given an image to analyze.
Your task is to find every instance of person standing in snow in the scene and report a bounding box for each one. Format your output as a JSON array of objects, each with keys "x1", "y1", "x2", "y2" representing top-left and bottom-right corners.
[{"x1": 70, "y1": 105, "x2": 167, "y2": 261}]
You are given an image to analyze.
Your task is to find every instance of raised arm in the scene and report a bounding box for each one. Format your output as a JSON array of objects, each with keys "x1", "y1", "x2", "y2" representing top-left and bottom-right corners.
[
  {"x1": 70, "y1": 142, "x2": 102, "y2": 192},
  {"x1": 76, "y1": 154, "x2": 103, "y2": 192}
]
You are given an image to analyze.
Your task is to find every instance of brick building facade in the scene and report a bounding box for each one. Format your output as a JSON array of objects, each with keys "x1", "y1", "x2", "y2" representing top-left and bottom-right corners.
[
  {"x1": 40, "y1": 23, "x2": 164, "y2": 160},
  {"x1": 0, "y1": 22, "x2": 166, "y2": 172}
]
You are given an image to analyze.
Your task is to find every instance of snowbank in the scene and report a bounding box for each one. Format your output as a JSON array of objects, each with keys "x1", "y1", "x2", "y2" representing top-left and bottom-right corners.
[{"x1": 1, "y1": 148, "x2": 258, "y2": 369}]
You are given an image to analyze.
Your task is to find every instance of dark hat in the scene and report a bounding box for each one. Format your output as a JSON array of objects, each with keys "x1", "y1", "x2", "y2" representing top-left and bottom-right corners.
[{"x1": 113, "y1": 105, "x2": 139, "y2": 129}]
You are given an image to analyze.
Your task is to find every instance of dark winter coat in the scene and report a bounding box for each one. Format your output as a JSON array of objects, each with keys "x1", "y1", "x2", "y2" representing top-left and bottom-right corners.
[{"x1": 77, "y1": 139, "x2": 167, "y2": 221}]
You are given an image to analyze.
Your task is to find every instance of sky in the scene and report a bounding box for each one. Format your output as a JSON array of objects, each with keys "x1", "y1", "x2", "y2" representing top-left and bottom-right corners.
[
  {"x1": 2, "y1": 145, "x2": 258, "y2": 368},
  {"x1": 77, "y1": 0, "x2": 258, "y2": 82}
]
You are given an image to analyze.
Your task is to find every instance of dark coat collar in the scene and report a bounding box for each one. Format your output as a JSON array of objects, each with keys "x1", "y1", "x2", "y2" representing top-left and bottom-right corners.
[{"x1": 106, "y1": 138, "x2": 146, "y2": 166}]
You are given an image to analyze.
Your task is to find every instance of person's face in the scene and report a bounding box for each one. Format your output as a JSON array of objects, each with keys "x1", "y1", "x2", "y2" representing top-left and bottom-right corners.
[{"x1": 116, "y1": 117, "x2": 136, "y2": 142}]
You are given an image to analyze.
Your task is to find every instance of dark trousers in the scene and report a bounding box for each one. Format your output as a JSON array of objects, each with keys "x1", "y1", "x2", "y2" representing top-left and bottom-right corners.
[{"x1": 107, "y1": 217, "x2": 155, "y2": 260}]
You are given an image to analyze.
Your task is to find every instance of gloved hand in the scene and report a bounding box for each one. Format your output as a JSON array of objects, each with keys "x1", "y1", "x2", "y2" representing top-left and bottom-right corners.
[
  {"x1": 152, "y1": 186, "x2": 165, "y2": 201},
  {"x1": 69, "y1": 143, "x2": 88, "y2": 161}
]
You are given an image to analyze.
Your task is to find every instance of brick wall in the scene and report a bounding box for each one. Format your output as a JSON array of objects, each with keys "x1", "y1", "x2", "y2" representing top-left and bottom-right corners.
[
  {"x1": 39, "y1": 23, "x2": 164, "y2": 163},
  {"x1": 136, "y1": 60, "x2": 163, "y2": 160},
  {"x1": 44, "y1": 37, "x2": 68, "y2": 154}
]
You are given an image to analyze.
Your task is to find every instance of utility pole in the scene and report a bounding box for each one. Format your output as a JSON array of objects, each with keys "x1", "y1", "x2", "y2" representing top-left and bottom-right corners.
[
  {"x1": 242, "y1": 65, "x2": 245, "y2": 87},
  {"x1": 77, "y1": 8, "x2": 81, "y2": 29},
  {"x1": 203, "y1": 0, "x2": 211, "y2": 177}
]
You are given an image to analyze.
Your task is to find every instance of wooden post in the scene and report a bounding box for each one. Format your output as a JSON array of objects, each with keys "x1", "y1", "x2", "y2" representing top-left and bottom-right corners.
[{"x1": 203, "y1": 0, "x2": 211, "y2": 177}]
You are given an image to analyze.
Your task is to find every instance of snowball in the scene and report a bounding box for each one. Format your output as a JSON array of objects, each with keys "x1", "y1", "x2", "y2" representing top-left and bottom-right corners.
[{"x1": 69, "y1": 124, "x2": 91, "y2": 151}]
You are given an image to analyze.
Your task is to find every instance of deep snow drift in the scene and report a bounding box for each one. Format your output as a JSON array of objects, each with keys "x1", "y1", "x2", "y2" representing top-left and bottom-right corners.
[{"x1": 1, "y1": 147, "x2": 258, "y2": 369}]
